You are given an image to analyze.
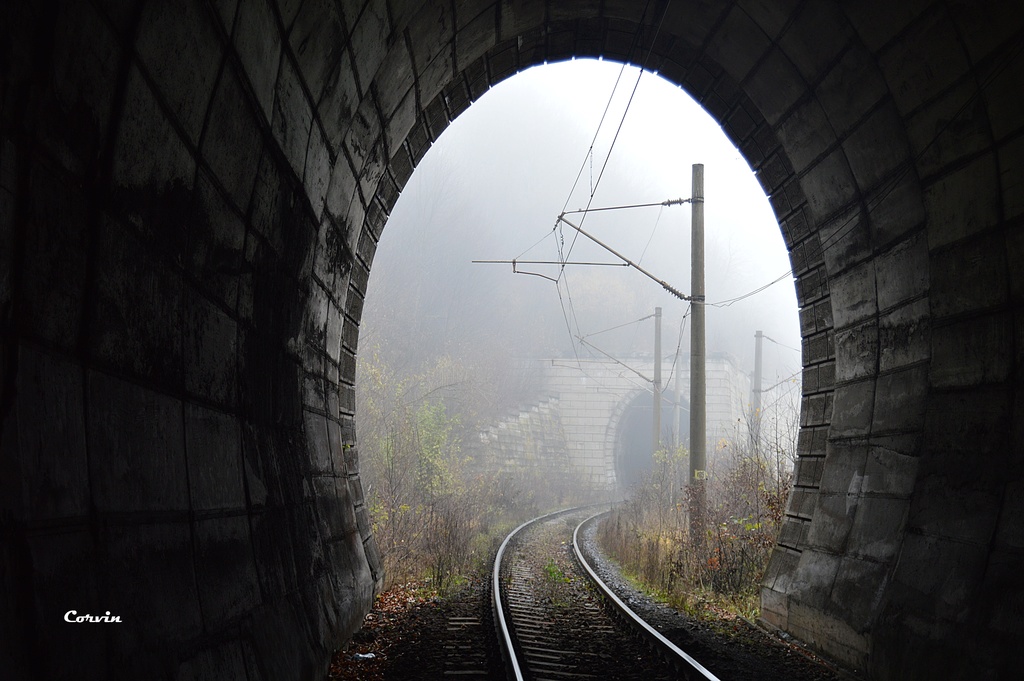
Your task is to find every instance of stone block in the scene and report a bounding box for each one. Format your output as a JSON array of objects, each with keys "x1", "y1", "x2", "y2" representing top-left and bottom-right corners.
[
  {"x1": 111, "y1": 65, "x2": 196, "y2": 203},
  {"x1": 816, "y1": 44, "x2": 887, "y2": 137},
  {"x1": 923, "y1": 386, "x2": 1012, "y2": 461},
  {"x1": 790, "y1": 549, "x2": 842, "y2": 608},
  {"x1": 705, "y1": 6, "x2": 770, "y2": 83},
  {"x1": 324, "y1": 301, "x2": 344, "y2": 363},
  {"x1": 384, "y1": 88, "x2": 419, "y2": 161},
  {"x1": 930, "y1": 312, "x2": 1013, "y2": 387},
  {"x1": 323, "y1": 47, "x2": 364, "y2": 154},
  {"x1": 817, "y1": 205, "x2": 870, "y2": 276},
  {"x1": 353, "y1": 142, "x2": 388, "y2": 208},
  {"x1": 831, "y1": 262, "x2": 877, "y2": 330},
  {"x1": 930, "y1": 232, "x2": 1008, "y2": 319},
  {"x1": 356, "y1": 226, "x2": 378, "y2": 268},
  {"x1": 788, "y1": 599, "x2": 870, "y2": 670},
  {"x1": 846, "y1": 496, "x2": 910, "y2": 562},
  {"x1": 183, "y1": 288, "x2": 239, "y2": 407},
  {"x1": 135, "y1": 0, "x2": 223, "y2": 145},
  {"x1": 325, "y1": 155, "x2": 360, "y2": 226},
  {"x1": 374, "y1": 37, "x2": 416, "y2": 123},
  {"x1": 762, "y1": 545, "x2": 801, "y2": 593},
  {"x1": 231, "y1": 0, "x2": 282, "y2": 121},
  {"x1": 185, "y1": 403, "x2": 245, "y2": 511},
  {"x1": 907, "y1": 474, "x2": 1002, "y2": 545},
  {"x1": 796, "y1": 267, "x2": 828, "y2": 307},
  {"x1": 305, "y1": 123, "x2": 331, "y2": 220},
  {"x1": 814, "y1": 300, "x2": 834, "y2": 334},
  {"x1": 290, "y1": 0, "x2": 347, "y2": 103},
  {"x1": 92, "y1": 217, "x2": 187, "y2": 378},
  {"x1": 867, "y1": 169, "x2": 926, "y2": 247},
  {"x1": 924, "y1": 153, "x2": 1000, "y2": 249},
  {"x1": 877, "y1": 7, "x2": 969, "y2": 115},
  {"x1": 202, "y1": 64, "x2": 264, "y2": 214},
  {"x1": 830, "y1": 555, "x2": 890, "y2": 630},
  {"x1": 303, "y1": 280, "x2": 330, "y2": 352},
  {"x1": 831, "y1": 377, "x2": 874, "y2": 438},
  {"x1": 16, "y1": 347, "x2": 90, "y2": 522},
  {"x1": 251, "y1": 509, "x2": 299, "y2": 596},
  {"x1": 889, "y1": 531, "x2": 990, "y2": 624},
  {"x1": 907, "y1": 78, "x2": 991, "y2": 179},
  {"x1": 872, "y1": 364, "x2": 928, "y2": 434},
  {"x1": 777, "y1": 515, "x2": 810, "y2": 549},
  {"x1": 801, "y1": 148, "x2": 859, "y2": 222},
  {"x1": 878, "y1": 298, "x2": 930, "y2": 372},
  {"x1": 188, "y1": 171, "x2": 247, "y2": 311},
  {"x1": 272, "y1": 55, "x2": 314, "y2": 182},
  {"x1": 745, "y1": 48, "x2": 806, "y2": 127},
  {"x1": 249, "y1": 151, "x2": 288, "y2": 252},
  {"x1": 843, "y1": 100, "x2": 909, "y2": 193},
  {"x1": 350, "y1": 0, "x2": 390, "y2": 92},
  {"x1": 835, "y1": 315, "x2": 876, "y2": 378},
  {"x1": 195, "y1": 516, "x2": 261, "y2": 628},
  {"x1": 760, "y1": 584, "x2": 789, "y2": 629},
  {"x1": 174, "y1": 641, "x2": 248, "y2": 681},
  {"x1": 778, "y1": 99, "x2": 835, "y2": 176},
  {"x1": 104, "y1": 522, "x2": 202, "y2": 648},
  {"x1": 875, "y1": 231, "x2": 928, "y2": 311},
  {"x1": 86, "y1": 371, "x2": 189, "y2": 513},
  {"x1": 408, "y1": 0, "x2": 453, "y2": 72},
  {"x1": 355, "y1": 504, "x2": 371, "y2": 539},
  {"x1": 819, "y1": 442, "x2": 869, "y2": 496},
  {"x1": 794, "y1": 455, "x2": 825, "y2": 487},
  {"x1": 787, "y1": 486, "x2": 819, "y2": 519},
  {"x1": 863, "y1": 445, "x2": 920, "y2": 497},
  {"x1": 339, "y1": 433, "x2": 358, "y2": 475},
  {"x1": 304, "y1": 409, "x2": 334, "y2": 474}
]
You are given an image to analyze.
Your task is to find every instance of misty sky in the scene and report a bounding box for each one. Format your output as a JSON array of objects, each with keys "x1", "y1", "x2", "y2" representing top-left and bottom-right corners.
[{"x1": 360, "y1": 59, "x2": 802, "y2": 389}]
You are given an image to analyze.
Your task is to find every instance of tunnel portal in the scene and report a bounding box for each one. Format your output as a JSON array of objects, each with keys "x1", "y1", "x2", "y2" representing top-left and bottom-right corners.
[
  {"x1": 2, "y1": 2, "x2": 1022, "y2": 679},
  {"x1": 612, "y1": 390, "x2": 689, "y2": 489}
]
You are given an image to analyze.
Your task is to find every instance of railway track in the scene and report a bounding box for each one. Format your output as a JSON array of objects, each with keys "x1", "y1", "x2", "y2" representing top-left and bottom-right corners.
[{"x1": 493, "y1": 507, "x2": 720, "y2": 681}]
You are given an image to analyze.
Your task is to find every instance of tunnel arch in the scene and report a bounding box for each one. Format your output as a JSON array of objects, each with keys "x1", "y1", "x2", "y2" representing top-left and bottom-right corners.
[
  {"x1": 1, "y1": 2, "x2": 1021, "y2": 680},
  {"x1": 607, "y1": 387, "x2": 691, "y2": 490}
]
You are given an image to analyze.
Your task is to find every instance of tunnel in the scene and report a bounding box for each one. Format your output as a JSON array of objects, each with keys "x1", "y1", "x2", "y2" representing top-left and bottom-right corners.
[
  {"x1": 612, "y1": 389, "x2": 688, "y2": 489},
  {"x1": 1, "y1": 1, "x2": 1021, "y2": 679}
]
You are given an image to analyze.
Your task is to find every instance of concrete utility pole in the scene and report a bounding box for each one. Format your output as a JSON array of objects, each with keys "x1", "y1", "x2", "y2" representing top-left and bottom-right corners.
[
  {"x1": 689, "y1": 163, "x2": 706, "y2": 538},
  {"x1": 751, "y1": 329, "x2": 763, "y2": 450},
  {"x1": 653, "y1": 306, "x2": 662, "y2": 458}
]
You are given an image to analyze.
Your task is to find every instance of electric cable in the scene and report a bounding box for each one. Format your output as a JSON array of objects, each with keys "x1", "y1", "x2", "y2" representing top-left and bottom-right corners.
[{"x1": 581, "y1": 313, "x2": 656, "y2": 340}]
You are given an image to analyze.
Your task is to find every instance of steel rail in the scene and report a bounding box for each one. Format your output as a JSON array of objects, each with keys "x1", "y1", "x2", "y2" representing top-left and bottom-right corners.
[
  {"x1": 492, "y1": 504, "x2": 610, "y2": 680},
  {"x1": 492, "y1": 507, "x2": 573, "y2": 681},
  {"x1": 572, "y1": 512, "x2": 722, "y2": 681}
]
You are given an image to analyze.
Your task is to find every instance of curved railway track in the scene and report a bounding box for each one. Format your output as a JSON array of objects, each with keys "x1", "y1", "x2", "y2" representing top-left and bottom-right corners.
[{"x1": 493, "y1": 506, "x2": 720, "y2": 681}]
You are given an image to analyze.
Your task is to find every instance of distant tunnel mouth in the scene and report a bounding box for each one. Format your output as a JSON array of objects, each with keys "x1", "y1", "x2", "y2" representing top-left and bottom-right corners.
[{"x1": 614, "y1": 392, "x2": 688, "y2": 489}]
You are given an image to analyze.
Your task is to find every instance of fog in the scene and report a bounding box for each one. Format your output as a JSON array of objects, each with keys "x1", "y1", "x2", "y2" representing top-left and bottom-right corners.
[{"x1": 360, "y1": 59, "x2": 801, "y2": 395}]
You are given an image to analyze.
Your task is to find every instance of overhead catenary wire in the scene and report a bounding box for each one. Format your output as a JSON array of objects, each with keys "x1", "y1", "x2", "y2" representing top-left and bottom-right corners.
[
  {"x1": 762, "y1": 334, "x2": 801, "y2": 353},
  {"x1": 550, "y1": 1, "x2": 669, "y2": 368},
  {"x1": 581, "y1": 313, "x2": 656, "y2": 340}
]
